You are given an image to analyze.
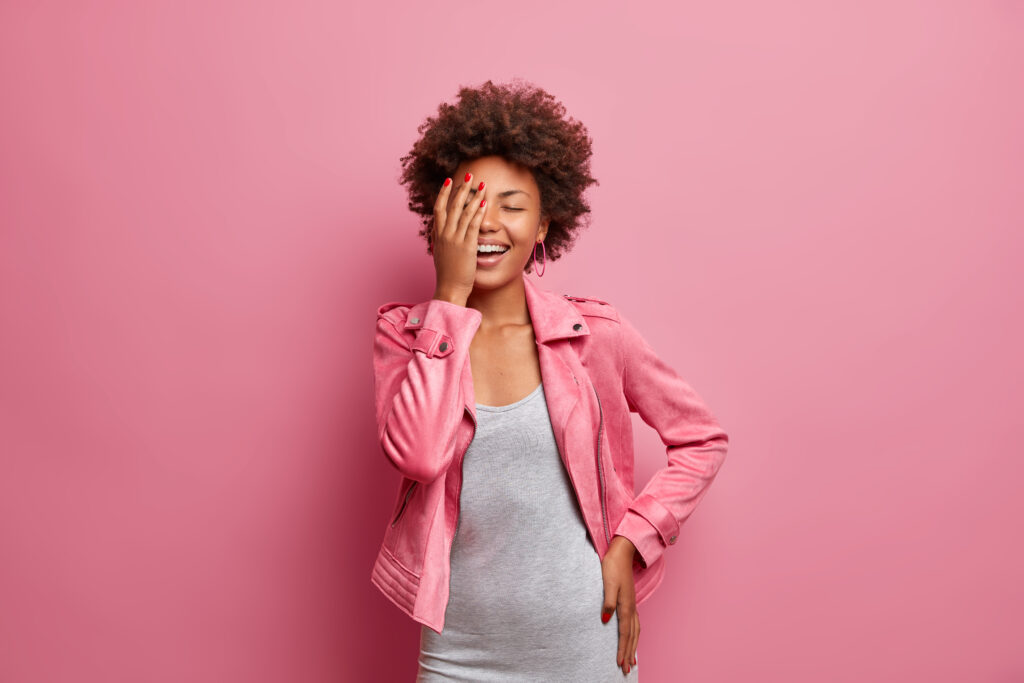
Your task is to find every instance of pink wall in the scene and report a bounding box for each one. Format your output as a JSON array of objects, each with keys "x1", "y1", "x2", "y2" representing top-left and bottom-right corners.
[{"x1": 2, "y1": 1, "x2": 1021, "y2": 681}]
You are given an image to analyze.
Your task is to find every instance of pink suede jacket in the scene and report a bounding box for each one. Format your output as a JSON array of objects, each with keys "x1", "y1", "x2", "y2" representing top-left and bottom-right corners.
[{"x1": 370, "y1": 275, "x2": 729, "y2": 634}]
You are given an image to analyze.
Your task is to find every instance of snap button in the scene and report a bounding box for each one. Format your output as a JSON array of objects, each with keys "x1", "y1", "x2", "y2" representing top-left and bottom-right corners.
[
  {"x1": 439, "y1": 341, "x2": 448, "y2": 352},
  {"x1": 669, "y1": 535, "x2": 677, "y2": 544},
  {"x1": 572, "y1": 323, "x2": 582, "y2": 331},
  {"x1": 410, "y1": 317, "x2": 419, "y2": 324}
]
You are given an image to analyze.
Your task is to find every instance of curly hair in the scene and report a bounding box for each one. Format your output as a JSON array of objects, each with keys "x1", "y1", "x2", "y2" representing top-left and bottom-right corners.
[{"x1": 398, "y1": 78, "x2": 599, "y2": 272}]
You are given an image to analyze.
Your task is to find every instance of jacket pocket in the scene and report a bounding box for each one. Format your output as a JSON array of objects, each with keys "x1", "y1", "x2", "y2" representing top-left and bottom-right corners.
[{"x1": 391, "y1": 478, "x2": 418, "y2": 527}]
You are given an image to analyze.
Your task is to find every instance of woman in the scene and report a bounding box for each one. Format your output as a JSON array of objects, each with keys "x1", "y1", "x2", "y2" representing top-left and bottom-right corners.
[{"x1": 371, "y1": 79, "x2": 730, "y2": 681}]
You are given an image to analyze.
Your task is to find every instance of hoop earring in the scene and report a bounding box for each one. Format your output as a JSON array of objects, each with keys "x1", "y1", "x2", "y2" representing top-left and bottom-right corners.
[{"x1": 532, "y1": 240, "x2": 547, "y2": 276}]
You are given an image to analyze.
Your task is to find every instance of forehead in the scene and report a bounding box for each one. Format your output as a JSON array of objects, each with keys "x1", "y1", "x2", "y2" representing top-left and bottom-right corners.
[{"x1": 455, "y1": 155, "x2": 536, "y2": 188}]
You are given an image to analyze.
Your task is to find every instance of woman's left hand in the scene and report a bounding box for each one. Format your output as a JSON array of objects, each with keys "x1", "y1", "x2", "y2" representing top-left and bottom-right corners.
[{"x1": 601, "y1": 535, "x2": 640, "y2": 675}]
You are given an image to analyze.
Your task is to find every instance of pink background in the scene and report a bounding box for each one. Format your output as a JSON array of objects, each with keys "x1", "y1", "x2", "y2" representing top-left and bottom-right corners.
[{"x1": 2, "y1": 1, "x2": 1022, "y2": 681}]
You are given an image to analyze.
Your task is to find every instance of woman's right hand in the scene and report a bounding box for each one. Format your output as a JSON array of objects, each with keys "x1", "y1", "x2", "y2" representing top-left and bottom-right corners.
[{"x1": 431, "y1": 172, "x2": 487, "y2": 304}]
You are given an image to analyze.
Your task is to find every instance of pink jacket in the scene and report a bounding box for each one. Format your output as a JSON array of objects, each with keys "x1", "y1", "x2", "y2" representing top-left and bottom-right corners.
[{"x1": 370, "y1": 275, "x2": 729, "y2": 634}]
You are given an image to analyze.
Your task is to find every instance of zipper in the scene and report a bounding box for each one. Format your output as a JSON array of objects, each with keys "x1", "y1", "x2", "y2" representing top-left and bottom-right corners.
[
  {"x1": 592, "y1": 382, "x2": 612, "y2": 546},
  {"x1": 391, "y1": 480, "x2": 417, "y2": 526},
  {"x1": 554, "y1": 374, "x2": 594, "y2": 553}
]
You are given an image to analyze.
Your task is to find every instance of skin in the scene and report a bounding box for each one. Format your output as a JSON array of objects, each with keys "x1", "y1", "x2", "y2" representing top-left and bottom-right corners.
[{"x1": 430, "y1": 155, "x2": 640, "y2": 674}]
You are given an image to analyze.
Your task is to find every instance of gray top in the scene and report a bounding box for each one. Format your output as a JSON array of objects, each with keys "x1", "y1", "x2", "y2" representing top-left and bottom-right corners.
[{"x1": 416, "y1": 382, "x2": 640, "y2": 681}]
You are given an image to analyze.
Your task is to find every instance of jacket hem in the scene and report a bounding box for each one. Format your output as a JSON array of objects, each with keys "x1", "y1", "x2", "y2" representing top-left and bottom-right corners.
[{"x1": 370, "y1": 547, "x2": 445, "y2": 634}]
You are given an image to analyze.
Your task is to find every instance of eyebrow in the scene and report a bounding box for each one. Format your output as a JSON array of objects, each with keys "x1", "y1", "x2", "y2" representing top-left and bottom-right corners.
[{"x1": 467, "y1": 188, "x2": 530, "y2": 199}]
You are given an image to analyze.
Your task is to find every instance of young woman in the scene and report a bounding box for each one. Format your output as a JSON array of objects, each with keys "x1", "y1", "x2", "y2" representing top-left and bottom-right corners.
[{"x1": 371, "y1": 79, "x2": 730, "y2": 681}]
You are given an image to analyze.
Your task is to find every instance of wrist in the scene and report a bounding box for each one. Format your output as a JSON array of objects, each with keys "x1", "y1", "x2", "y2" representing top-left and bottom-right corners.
[
  {"x1": 432, "y1": 288, "x2": 469, "y2": 307},
  {"x1": 610, "y1": 535, "x2": 638, "y2": 558}
]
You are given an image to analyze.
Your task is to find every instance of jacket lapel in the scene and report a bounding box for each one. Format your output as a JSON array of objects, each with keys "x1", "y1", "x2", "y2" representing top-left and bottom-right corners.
[
  {"x1": 522, "y1": 277, "x2": 588, "y2": 475},
  {"x1": 523, "y1": 278, "x2": 605, "y2": 548}
]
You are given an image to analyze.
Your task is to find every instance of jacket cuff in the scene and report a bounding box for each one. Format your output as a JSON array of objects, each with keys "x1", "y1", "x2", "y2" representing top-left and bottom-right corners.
[
  {"x1": 406, "y1": 299, "x2": 482, "y2": 358},
  {"x1": 612, "y1": 493, "x2": 681, "y2": 569}
]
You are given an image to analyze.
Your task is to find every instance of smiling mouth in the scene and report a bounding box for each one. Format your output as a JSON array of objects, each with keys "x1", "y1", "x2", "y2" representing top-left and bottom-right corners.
[{"x1": 476, "y1": 247, "x2": 510, "y2": 265}]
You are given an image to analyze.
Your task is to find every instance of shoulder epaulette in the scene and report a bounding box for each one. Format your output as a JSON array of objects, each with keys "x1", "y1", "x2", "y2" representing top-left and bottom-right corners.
[
  {"x1": 562, "y1": 293, "x2": 619, "y2": 322},
  {"x1": 563, "y1": 293, "x2": 611, "y2": 306}
]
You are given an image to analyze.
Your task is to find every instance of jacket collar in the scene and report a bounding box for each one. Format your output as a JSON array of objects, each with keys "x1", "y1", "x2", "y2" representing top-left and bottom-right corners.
[{"x1": 523, "y1": 275, "x2": 590, "y2": 344}]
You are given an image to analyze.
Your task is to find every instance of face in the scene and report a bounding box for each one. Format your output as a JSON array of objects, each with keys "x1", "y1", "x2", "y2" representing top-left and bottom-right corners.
[{"x1": 449, "y1": 155, "x2": 550, "y2": 289}]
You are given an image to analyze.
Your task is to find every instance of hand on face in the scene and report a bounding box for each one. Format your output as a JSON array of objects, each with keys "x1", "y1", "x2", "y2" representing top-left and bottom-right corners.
[{"x1": 431, "y1": 172, "x2": 487, "y2": 303}]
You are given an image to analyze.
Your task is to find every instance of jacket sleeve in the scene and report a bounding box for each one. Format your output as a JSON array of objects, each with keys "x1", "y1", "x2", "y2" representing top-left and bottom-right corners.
[
  {"x1": 611, "y1": 310, "x2": 730, "y2": 569},
  {"x1": 373, "y1": 299, "x2": 483, "y2": 484}
]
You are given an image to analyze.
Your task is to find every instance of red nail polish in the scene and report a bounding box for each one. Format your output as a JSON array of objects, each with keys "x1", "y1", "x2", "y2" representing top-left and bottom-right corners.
[
  {"x1": 478, "y1": 181, "x2": 484, "y2": 191},
  {"x1": 464, "y1": 172, "x2": 471, "y2": 182},
  {"x1": 443, "y1": 178, "x2": 451, "y2": 187},
  {"x1": 601, "y1": 612, "x2": 611, "y2": 623},
  {"x1": 480, "y1": 199, "x2": 485, "y2": 207}
]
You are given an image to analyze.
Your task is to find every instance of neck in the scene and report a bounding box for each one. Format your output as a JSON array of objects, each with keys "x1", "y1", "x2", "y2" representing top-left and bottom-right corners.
[{"x1": 466, "y1": 275, "x2": 531, "y2": 331}]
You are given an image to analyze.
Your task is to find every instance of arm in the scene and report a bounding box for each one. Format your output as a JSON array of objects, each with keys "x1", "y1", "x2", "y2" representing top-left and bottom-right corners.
[
  {"x1": 373, "y1": 298, "x2": 482, "y2": 483},
  {"x1": 611, "y1": 310, "x2": 730, "y2": 569}
]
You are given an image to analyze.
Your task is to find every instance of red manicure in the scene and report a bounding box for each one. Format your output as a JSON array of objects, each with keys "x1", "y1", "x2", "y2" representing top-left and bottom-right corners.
[
  {"x1": 464, "y1": 172, "x2": 471, "y2": 182},
  {"x1": 601, "y1": 611, "x2": 611, "y2": 623},
  {"x1": 478, "y1": 181, "x2": 484, "y2": 190},
  {"x1": 443, "y1": 178, "x2": 451, "y2": 187}
]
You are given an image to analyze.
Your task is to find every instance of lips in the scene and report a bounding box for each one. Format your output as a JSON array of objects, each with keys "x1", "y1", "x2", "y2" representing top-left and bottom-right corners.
[{"x1": 476, "y1": 246, "x2": 509, "y2": 267}]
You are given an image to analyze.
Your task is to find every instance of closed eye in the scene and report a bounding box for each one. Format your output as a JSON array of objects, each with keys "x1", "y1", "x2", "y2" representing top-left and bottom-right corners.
[{"x1": 462, "y1": 204, "x2": 524, "y2": 211}]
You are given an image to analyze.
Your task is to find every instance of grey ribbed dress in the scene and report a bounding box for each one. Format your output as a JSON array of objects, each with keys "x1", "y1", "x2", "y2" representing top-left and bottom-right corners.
[{"x1": 416, "y1": 382, "x2": 640, "y2": 682}]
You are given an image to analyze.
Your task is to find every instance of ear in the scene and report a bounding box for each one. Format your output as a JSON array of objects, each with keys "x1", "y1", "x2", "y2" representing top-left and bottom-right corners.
[{"x1": 537, "y1": 216, "x2": 550, "y2": 243}]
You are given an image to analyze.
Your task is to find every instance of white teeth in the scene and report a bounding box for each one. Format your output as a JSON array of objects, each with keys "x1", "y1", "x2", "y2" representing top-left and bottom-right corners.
[{"x1": 477, "y1": 244, "x2": 509, "y2": 253}]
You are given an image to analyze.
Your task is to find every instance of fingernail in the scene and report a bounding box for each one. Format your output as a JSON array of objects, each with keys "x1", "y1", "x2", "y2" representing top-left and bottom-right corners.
[
  {"x1": 626, "y1": 664, "x2": 631, "y2": 673},
  {"x1": 443, "y1": 178, "x2": 451, "y2": 187},
  {"x1": 464, "y1": 172, "x2": 471, "y2": 182},
  {"x1": 601, "y1": 612, "x2": 611, "y2": 623},
  {"x1": 478, "y1": 181, "x2": 484, "y2": 191}
]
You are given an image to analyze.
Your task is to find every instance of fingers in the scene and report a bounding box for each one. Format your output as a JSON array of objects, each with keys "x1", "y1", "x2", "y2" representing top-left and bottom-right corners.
[
  {"x1": 599, "y1": 550, "x2": 640, "y2": 675},
  {"x1": 629, "y1": 610, "x2": 640, "y2": 669},
  {"x1": 601, "y1": 574, "x2": 616, "y2": 626},
  {"x1": 433, "y1": 172, "x2": 487, "y2": 250},
  {"x1": 464, "y1": 183, "x2": 486, "y2": 242},
  {"x1": 434, "y1": 172, "x2": 475, "y2": 242},
  {"x1": 456, "y1": 179, "x2": 486, "y2": 241},
  {"x1": 602, "y1": 566, "x2": 631, "y2": 673},
  {"x1": 617, "y1": 603, "x2": 631, "y2": 673},
  {"x1": 617, "y1": 608, "x2": 640, "y2": 675},
  {"x1": 432, "y1": 176, "x2": 452, "y2": 233},
  {"x1": 602, "y1": 590, "x2": 638, "y2": 675}
]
